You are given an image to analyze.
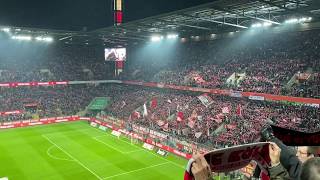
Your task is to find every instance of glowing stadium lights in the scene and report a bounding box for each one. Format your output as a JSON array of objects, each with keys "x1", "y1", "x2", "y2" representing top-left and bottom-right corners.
[
  {"x1": 251, "y1": 22, "x2": 272, "y2": 28},
  {"x1": 285, "y1": 18, "x2": 298, "y2": 24},
  {"x1": 284, "y1": 17, "x2": 312, "y2": 24},
  {"x1": 150, "y1": 35, "x2": 164, "y2": 42},
  {"x1": 263, "y1": 22, "x2": 272, "y2": 27},
  {"x1": 10, "y1": 35, "x2": 53, "y2": 42},
  {"x1": 251, "y1": 23, "x2": 262, "y2": 28},
  {"x1": 167, "y1": 34, "x2": 178, "y2": 39},
  {"x1": 35, "y1": 36, "x2": 53, "y2": 42},
  {"x1": 12, "y1": 35, "x2": 32, "y2": 41},
  {"x1": 1, "y1": 28, "x2": 10, "y2": 32}
]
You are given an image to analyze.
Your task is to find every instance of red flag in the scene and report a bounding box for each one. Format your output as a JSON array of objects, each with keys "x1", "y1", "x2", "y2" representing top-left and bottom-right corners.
[
  {"x1": 132, "y1": 111, "x2": 141, "y2": 119},
  {"x1": 236, "y1": 104, "x2": 242, "y2": 116},
  {"x1": 150, "y1": 98, "x2": 157, "y2": 109},
  {"x1": 177, "y1": 112, "x2": 184, "y2": 122}
]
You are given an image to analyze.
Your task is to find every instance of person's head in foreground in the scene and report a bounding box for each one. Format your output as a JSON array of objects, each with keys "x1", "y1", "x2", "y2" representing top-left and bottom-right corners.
[
  {"x1": 300, "y1": 157, "x2": 320, "y2": 180},
  {"x1": 296, "y1": 146, "x2": 320, "y2": 163}
]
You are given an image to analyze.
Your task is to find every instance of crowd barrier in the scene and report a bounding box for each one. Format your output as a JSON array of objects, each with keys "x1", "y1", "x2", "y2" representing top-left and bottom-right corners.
[{"x1": 0, "y1": 80, "x2": 319, "y2": 105}]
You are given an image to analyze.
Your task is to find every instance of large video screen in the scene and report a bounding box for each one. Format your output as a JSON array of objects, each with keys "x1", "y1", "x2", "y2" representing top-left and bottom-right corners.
[{"x1": 104, "y1": 48, "x2": 126, "y2": 61}]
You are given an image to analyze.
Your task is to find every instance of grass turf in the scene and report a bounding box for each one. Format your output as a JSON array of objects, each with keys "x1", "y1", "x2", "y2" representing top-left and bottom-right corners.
[{"x1": 0, "y1": 121, "x2": 187, "y2": 180}]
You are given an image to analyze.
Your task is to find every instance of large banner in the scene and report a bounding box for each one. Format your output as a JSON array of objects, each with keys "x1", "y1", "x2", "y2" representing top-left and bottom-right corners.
[
  {"x1": 0, "y1": 81, "x2": 68, "y2": 88},
  {"x1": 0, "y1": 116, "x2": 80, "y2": 129},
  {"x1": 0, "y1": 110, "x2": 23, "y2": 116}
]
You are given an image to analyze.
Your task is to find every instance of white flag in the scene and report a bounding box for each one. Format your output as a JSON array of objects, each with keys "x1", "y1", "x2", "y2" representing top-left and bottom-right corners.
[
  {"x1": 143, "y1": 103, "x2": 148, "y2": 117},
  {"x1": 195, "y1": 132, "x2": 202, "y2": 138}
]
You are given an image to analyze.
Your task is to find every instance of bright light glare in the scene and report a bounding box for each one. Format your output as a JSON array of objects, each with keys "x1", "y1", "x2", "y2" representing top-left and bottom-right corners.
[
  {"x1": 1, "y1": 28, "x2": 10, "y2": 32},
  {"x1": 263, "y1": 22, "x2": 272, "y2": 27},
  {"x1": 299, "y1": 17, "x2": 307, "y2": 22},
  {"x1": 151, "y1": 36, "x2": 163, "y2": 42},
  {"x1": 285, "y1": 17, "x2": 312, "y2": 24},
  {"x1": 252, "y1": 22, "x2": 273, "y2": 28},
  {"x1": 251, "y1": 23, "x2": 262, "y2": 28},
  {"x1": 12, "y1": 35, "x2": 32, "y2": 41},
  {"x1": 167, "y1": 34, "x2": 178, "y2": 39},
  {"x1": 36, "y1": 36, "x2": 53, "y2": 42}
]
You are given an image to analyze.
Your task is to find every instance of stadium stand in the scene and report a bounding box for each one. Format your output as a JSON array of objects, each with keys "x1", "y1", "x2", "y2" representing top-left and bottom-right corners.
[
  {"x1": 0, "y1": 30, "x2": 319, "y2": 98},
  {"x1": 1, "y1": 84, "x2": 318, "y2": 150},
  {"x1": 1, "y1": 30, "x2": 320, "y2": 148},
  {"x1": 1, "y1": 1, "x2": 320, "y2": 179}
]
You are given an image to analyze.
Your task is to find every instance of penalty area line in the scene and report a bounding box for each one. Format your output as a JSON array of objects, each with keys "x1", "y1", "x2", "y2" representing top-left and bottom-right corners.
[
  {"x1": 42, "y1": 135, "x2": 103, "y2": 180},
  {"x1": 46, "y1": 145, "x2": 74, "y2": 162},
  {"x1": 93, "y1": 136, "x2": 142, "y2": 154},
  {"x1": 102, "y1": 162, "x2": 170, "y2": 179},
  {"x1": 90, "y1": 127, "x2": 185, "y2": 169}
]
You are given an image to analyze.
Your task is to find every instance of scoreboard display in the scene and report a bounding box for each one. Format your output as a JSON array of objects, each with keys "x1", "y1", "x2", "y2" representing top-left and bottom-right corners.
[{"x1": 104, "y1": 48, "x2": 126, "y2": 61}]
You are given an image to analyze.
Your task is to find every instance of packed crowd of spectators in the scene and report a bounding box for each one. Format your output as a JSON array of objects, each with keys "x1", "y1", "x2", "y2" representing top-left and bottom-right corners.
[
  {"x1": 117, "y1": 87, "x2": 319, "y2": 148},
  {"x1": 124, "y1": 29, "x2": 320, "y2": 97},
  {"x1": 1, "y1": 29, "x2": 319, "y2": 98},
  {"x1": 0, "y1": 81, "x2": 319, "y2": 148},
  {"x1": 0, "y1": 44, "x2": 113, "y2": 82},
  {"x1": 0, "y1": 28, "x2": 319, "y2": 150}
]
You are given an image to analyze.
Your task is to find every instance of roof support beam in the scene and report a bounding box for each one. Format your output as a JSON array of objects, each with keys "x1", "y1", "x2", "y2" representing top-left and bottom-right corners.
[
  {"x1": 197, "y1": 17, "x2": 248, "y2": 28},
  {"x1": 156, "y1": 18, "x2": 212, "y2": 30},
  {"x1": 207, "y1": 6, "x2": 281, "y2": 25},
  {"x1": 257, "y1": 0, "x2": 316, "y2": 18}
]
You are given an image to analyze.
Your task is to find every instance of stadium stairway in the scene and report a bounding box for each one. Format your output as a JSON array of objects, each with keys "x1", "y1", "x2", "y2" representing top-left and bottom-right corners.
[{"x1": 285, "y1": 67, "x2": 313, "y2": 89}]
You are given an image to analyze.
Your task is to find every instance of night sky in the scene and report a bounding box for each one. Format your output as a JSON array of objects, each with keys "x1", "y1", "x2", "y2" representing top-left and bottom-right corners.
[{"x1": 0, "y1": 0, "x2": 215, "y2": 31}]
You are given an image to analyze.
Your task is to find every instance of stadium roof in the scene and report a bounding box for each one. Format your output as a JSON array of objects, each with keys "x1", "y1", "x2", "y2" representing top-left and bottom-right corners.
[{"x1": 1, "y1": 0, "x2": 320, "y2": 46}]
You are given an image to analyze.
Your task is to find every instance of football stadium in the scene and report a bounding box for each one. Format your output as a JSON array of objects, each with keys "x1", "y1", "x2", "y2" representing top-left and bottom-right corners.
[{"x1": 0, "y1": 0, "x2": 320, "y2": 180}]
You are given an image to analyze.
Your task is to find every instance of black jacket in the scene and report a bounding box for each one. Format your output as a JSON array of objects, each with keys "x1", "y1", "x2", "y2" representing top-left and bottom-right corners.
[{"x1": 272, "y1": 138, "x2": 302, "y2": 179}]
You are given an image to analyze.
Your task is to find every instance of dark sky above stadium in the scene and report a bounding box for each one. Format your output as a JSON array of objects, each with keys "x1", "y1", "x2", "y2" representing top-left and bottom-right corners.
[{"x1": 0, "y1": 0, "x2": 215, "y2": 31}]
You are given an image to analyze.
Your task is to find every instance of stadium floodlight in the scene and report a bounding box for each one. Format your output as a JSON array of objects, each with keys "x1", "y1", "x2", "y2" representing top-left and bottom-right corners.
[
  {"x1": 44, "y1": 37, "x2": 53, "y2": 42},
  {"x1": 150, "y1": 35, "x2": 163, "y2": 42},
  {"x1": 251, "y1": 23, "x2": 262, "y2": 28},
  {"x1": 263, "y1": 22, "x2": 272, "y2": 27},
  {"x1": 1, "y1": 28, "x2": 10, "y2": 32},
  {"x1": 252, "y1": 22, "x2": 272, "y2": 28},
  {"x1": 12, "y1": 35, "x2": 32, "y2": 41},
  {"x1": 167, "y1": 34, "x2": 178, "y2": 39},
  {"x1": 299, "y1": 17, "x2": 307, "y2": 22},
  {"x1": 35, "y1": 36, "x2": 43, "y2": 41},
  {"x1": 284, "y1": 17, "x2": 312, "y2": 24},
  {"x1": 285, "y1": 18, "x2": 299, "y2": 24},
  {"x1": 35, "y1": 36, "x2": 53, "y2": 42}
]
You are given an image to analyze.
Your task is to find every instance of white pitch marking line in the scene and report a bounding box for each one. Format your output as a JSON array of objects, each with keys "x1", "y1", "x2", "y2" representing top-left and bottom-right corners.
[
  {"x1": 93, "y1": 137, "x2": 126, "y2": 154},
  {"x1": 102, "y1": 162, "x2": 170, "y2": 179},
  {"x1": 123, "y1": 149, "x2": 143, "y2": 154},
  {"x1": 46, "y1": 145, "x2": 75, "y2": 162},
  {"x1": 42, "y1": 135, "x2": 103, "y2": 180},
  {"x1": 93, "y1": 136, "x2": 142, "y2": 154},
  {"x1": 90, "y1": 127, "x2": 185, "y2": 169}
]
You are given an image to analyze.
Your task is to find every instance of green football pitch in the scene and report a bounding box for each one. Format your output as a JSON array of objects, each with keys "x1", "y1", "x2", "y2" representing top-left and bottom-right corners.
[{"x1": 0, "y1": 121, "x2": 187, "y2": 180}]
